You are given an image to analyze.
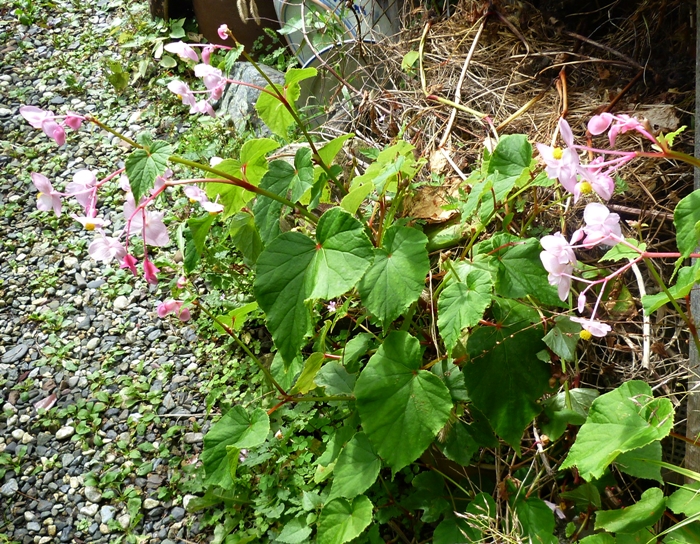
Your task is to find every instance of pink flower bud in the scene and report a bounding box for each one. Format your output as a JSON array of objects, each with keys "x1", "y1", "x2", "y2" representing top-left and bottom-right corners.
[
  {"x1": 143, "y1": 258, "x2": 159, "y2": 285},
  {"x1": 120, "y1": 254, "x2": 139, "y2": 276},
  {"x1": 217, "y1": 24, "x2": 229, "y2": 40}
]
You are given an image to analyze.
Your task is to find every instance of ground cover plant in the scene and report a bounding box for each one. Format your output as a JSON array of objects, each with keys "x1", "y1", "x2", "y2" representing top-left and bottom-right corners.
[{"x1": 12, "y1": 2, "x2": 700, "y2": 544}]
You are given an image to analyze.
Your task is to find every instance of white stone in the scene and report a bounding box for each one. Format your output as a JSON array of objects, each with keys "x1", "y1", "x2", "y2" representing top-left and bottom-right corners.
[
  {"x1": 143, "y1": 498, "x2": 159, "y2": 510},
  {"x1": 55, "y1": 426, "x2": 75, "y2": 440},
  {"x1": 11, "y1": 429, "x2": 24, "y2": 441},
  {"x1": 21, "y1": 432, "x2": 33, "y2": 444},
  {"x1": 63, "y1": 256, "x2": 79, "y2": 268},
  {"x1": 117, "y1": 513, "x2": 130, "y2": 530},
  {"x1": 84, "y1": 486, "x2": 102, "y2": 503},
  {"x1": 80, "y1": 503, "x2": 99, "y2": 516},
  {"x1": 113, "y1": 296, "x2": 129, "y2": 311},
  {"x1": 183, "y1": 432, "x2": 203, "y2": 444}
]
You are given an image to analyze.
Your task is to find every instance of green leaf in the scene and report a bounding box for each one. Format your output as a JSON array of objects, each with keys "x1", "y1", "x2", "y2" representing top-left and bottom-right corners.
[
  {"x1": 342, "y1": 333, "x2": 376, "y2": 374},
  {"x1": 404, "y1": 472, "x2": 450, "y2": 523},
  {"x1": 125, "y1": 141, "x2": 173, "y2": 204},
  {"x1": 253, "y1": 160, "x2": 297, "y2": 245},
  {"x1": 228, "y1": 211, "x2": 263, "y2": 265},
  {"x1": 595, "y1": 488, "x2": 666, "y2": 534},
  {"x1": 432, "y1": 360, "x2": 469, "y2": 402},
  {"x1": 318, "y1": 134, "x2": 354, "y2": 166},
  {"x1": 289, "y1": 147, "x2": 314, "y2": 203},
  {"x1": 543, "y1": 316, "x2": 582, "y2": 361},
  {"x1": 601, "y1": 238, "x2": 647, "y2": 262},
  {"x1": 317, "y1": 495, "x2": 373, "y2": 544},
  {"x1": 433, "y1": 517, "x2": 479, "y2": 544},
  {"x1": 642, "y1": 261, "x2": 700, "y2": 314},
  {"x1": 290, "y1": 352, "x2": 325, "y2": 394},
  {"x1": 315, "y1": 361, "x2": 356, "y2": 396},
  {"x1": 358, "y1": 225, "x2": 429, "y2": 325},
  {"x1": 475, "y1": 234, "x2": 563, "y2": 306},
  {"x1": 541, "y1": 388, "x2": 599, "y2": 441},
  {"x1": 206, "y1": 139, "x2": 278, "y2": 218},
  {"x1": 674, "y1": 189, "x2": 700, "y2": 259},
  {"x1": 202, "y1": 406, "x2": 270, "y2": 488},
  {"x1": 580, "y1": 535, "x2": 616, "y2": 544},
  {"x1": 276, "y1": 516, "x2": 312, "y2": 544},
  {"x1": 215, "y1": 302, "x2": 259, "y2": 333},
  {"x1": 187, "y1": 213, "x2": 215, "y2": 255},
  {"x1": 329, "y1": 433, "x2": 381, "y2": 501},
  {"x1": 255, "y1": 68, "x2": 316, "y2": 137},
  {"x1": 401, "y1": 51, "x2": 420, "y2": 71},
  {"x1": 254, "y1": 208, "x2": 373, "y2": 363},
  {"x1": 614, "y1": 442, "x2": 663, "y2": 483},
  {"x1": 668, "y1": 482, "x2": 700, "y2": 516},
  {"x1": 464, "y1": 299, "x2": 549, "y2": 451},
  {"x1": 436, "y1": 420, "x2": 479, "y2": 466},
  {"x1": 513, "y1": 497, "x2": 557, "y2": 544},
  {"x1": 438, "y1": 261, "x2": 494, "y2": 353},
  {"x1": 340, "y1": 181, "x2": 373, "y2": 214},
  {"x1": 561, "y1": 483, "x2": 602, "y2": 509},
  {"x1": 664, "y1": 522, "x2": 700, "y2": 544},
  {"x1": 355, "y1": 331, "x2": 453, "y2": 473},
  {"x1": 306, "y1": 207, "x2": 375, "y2": 300},
  {"x1": 487, "y1": 134, "x2": 532, "y2": 185},
  {"x1": 561, "y1": 381, "x2": 674, "y2": 481}
]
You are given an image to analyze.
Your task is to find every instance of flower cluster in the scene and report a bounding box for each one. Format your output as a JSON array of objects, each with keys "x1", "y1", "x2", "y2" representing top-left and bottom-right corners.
[
  {"x1": 536, "y1": 113, "x2": 656, "y2": 338},
  {"x1": 20, "y1": 106, "x2": 84, "y2": 146}
]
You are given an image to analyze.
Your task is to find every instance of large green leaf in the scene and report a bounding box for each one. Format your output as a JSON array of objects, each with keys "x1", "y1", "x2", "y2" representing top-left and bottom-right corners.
[
  {"x1": 315, "y1": 361, "x2": 356, "y2": 396},
  {"x1": 228, "y1": 211, "x2": 263, "y2": 265},
  {"x1": 289, "y1": 147, "x2": 314, "y2": 203},
  {"x1": 513, "y1": 496, "x2": 557, "y2": 544},
  {"x1": 358, "y1": 225, "x2": 429, "y2": 325},
  {"x1": 252, "y1": 160, "x2": 296, "y2": 245},
  {"x1": 306, "y1": 207, "x2": 375, "y2": 300},
  {"x1": 290, "y1": 352, "x2": 325, "y2": 394},
  {"x1": 438, "y1": 261, "x2": 494, "y2": 352},
  {"x1": 664, "y1": 522, "x2": 700, "y2": 544},
  {"x1": 125, "y1": 141, "x2": 173, "y2": 204},
  {"x1": 433, "y1": 517, "x2": 479, "y2": 544},
  {"x1": 255, "y1": 67, "x2": 316, "y2": 137},
  {"x1": 254, "y1": 208, "x2": 373, "y2": 363},
  {"x1": 317, "y1": 495, "x2": 373, "y2": 544},
  {"x1": 595, "y1": 488, "x2": 666, "y2": 534},
  {"x1": 355, "y1": 331, "x2": 453, "y2": 473},
  {"x1": 464, "y1": 299, "x2": 549, "y2": 450},
  {"x1": 276, "y1": 516, "x2": 312, "y2": 544},
  {"x1": 404, "y1": 471, "x2": 450, "y2": 523},
  {"x1": 329, "y1": 433, "x2": 381, "y2": 501},
  {"x1": 436, "y1": 420, "x2": 479, "y2": 466},
  {"x1": 201, "y1": 406, "x2": 270, "y2": 488},
  {"x1": 561, "y1": 381, "x2": 674, "y2": 481},
  {"x1": 674, "y1": 189, "x2": 700, "y2": 258},
  {"x1": 668, "y1": 482, "x2": 700, "y2": 516},
  {"x1": 614, "y1": 442, "x2": 663, "y2": 483},
  {"x1": 580, "y1": 535, "x2": 615, "y2": 544},
  {"x1": 474, "y1": 234, "x2": 563, "y2": 307}
]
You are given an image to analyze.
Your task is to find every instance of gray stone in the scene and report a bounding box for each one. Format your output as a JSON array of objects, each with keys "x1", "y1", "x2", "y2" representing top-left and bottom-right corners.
[
  {"x1": 170, "y1": 506, "x2": 186, "y2": 521},
  {"x1": 2, "y1": 344, "x2": 28, "y2": 363},
  {"x1": 74, "y1": 272, "x2": 87, "y2": 289},
  {"x1": 100, "y1": 505, "x2": 115, "y2": 523},
  {"x1": 26, "y1": 521, "x2": 41, "y2": 532},
  {"x1": 218, "y1": 62, "x2": 285, "y2": 136},
  {"x1": 143, "y1": 498, "x2": 159, "y2": 510},
  {"x1": 0, "y1": 478, "x2": 18, "y2": 497},
  {"x1": 183, "y1": 432, "x2": 203, "y2": 444},
  {"x1": 117, "y1": 513, "x2": 130, "y2": 530},
  {"x1": 86, "y1": 279, "x2": 105, "y2": 289},
  {"x1": 162, "y1": 392, "x2": 176, "y2": 410},
  {"x1": 86, "y1": 337, "x2": 100, "y2": 350},
  {"x1": 113, "y1": 296, "x2": 129, "y2": 310},
  {"x1": 80, "y1": 503, "x2": 99, "y2": 516}
]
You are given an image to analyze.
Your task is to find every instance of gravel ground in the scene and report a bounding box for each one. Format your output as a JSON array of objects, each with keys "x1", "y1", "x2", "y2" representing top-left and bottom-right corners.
[{"x1": 0, "y1": 2, "x2": 219, "y2": 542}]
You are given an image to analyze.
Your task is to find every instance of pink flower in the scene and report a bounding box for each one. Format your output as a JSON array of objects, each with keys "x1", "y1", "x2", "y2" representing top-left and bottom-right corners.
[
  {"x1": 588, "y1": 113, "x2": 647, "y2": 147},
  {"x1": 540, "y1": 232, "x2": 577, "y2": 301},
  {"x1": 72, "y1": 215, "x2": 111, "y2": 231},
  {"x1": 176, "y1": 276, "x2": 187, "y2": 289},
  {"x1": 64, "y1": 112, "x2": 83, "y2": 131},
  {"x1": 164, "y1": 41, "x2": 200, "y2": 62},
  {"x1": 143, "y1": 258, "x2": 159, "y2": 285},
  {"x1": 89, "y1": 236, "x2": 126, "y2": 263},
  {"x1": 157, "y1": 299, "x2": 192, "y2": 322},
  {"x1": 31, "y1": 172, "x2": 62, "y2": 216},
  {"x1": 570, "y1": 317, "x2": 612, "y2": 338},
  {"x1": 217, "y1": 24, "x2": 229, "y2": 40},
  {"x1": 143, "y1": 211, "x2": 169, "y2": 247},
  {"x1": 578, "y1": 203, "x2": 621, "y2": 248},
  {"x1": 20, "y1": 107, "x2": 67, "y2": 145},
  {"x1": 202, "y1": 45, "x2": 215, "y2": 65},
  {"x1": 191, "y1": 100, "x2": 216, "y2": 117},
  {"x1": 42, "y1": 120, "x2": 66, "y2": 145},
  {"x1": 576, "y1": 158, "x2": 615, "y2": 201},
  {"x1": 65, "y1": 169, "x2": 97, "y2": 213},
  {"x1": 201, "y1": 200, "x2": 224, "y2": 214},
  {"x1": 120, "y1": 254, "x2": 139, "y2": 276},
  {"x1": 536, "y1": 118, "x2": 579, "y2": 192},
  {"x1": 194, "y1": 64, "x2": 226, "y2": 99},
  {"x1": 167, "y1": 80, "x2": 196, "y2": 108},
  {"x1": 587, "y1": 113, "x2": 613, "y2": 135},
  {"x1": 184, "y1": 185, "x2": 223, "y2": 213}
]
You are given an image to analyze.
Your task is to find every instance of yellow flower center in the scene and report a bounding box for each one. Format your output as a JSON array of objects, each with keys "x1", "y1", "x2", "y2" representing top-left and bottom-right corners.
[
  {"x1": 580, "y1": 329, "x2": 592, "y2": 341},
  {"x1": 579, "y1": 181, "x2": 593, "y2": 194},
  {"x1": 177, "y1": 94, "x2": 182, "y2": 100},
  {"x1": 552, "y1": 147, "x2": 563, "y2": 160},
  {"x1": 189, "y1": 198, "x2": 197, "y2": 203},
  {"x1": 85, "y1": 222, "x2": 96, "y2": 231},
  {"x1": 38, "y1": 192, "x2": 44, "y2": 198}
]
